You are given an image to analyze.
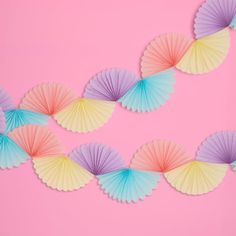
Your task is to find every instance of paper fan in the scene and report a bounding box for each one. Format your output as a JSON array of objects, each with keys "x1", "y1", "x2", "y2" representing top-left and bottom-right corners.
[
  {"x1": 0, "y1": 88, "x2": 15, "y2": 111},
  {"x1": 54, "y1": 98, "x2": 116, "y2": 132},
  {"x1": 231, "y1": 161, "x2": 236, "y2": 170},
  {"x1": 0, "y1": 107, "x2": 6, "y2": 133},
  {"x1": 119, "y1": 69, "x2": 175, "y2": 112},
  {"x1": 194, "y1": 0, "x2": 236, "y2": 38},
  {"x1": 69, "y1": 143, "x2": 126, "y2": 175},
  {"x1": 33, "y1": 155, "x2": 93, "y2": 191},
  {"x1": 141, "y1": 33, "x2": 193, "y2": 77},
  {"x1": 97, "y1": 168, "x2": 161, "y2": 203},
  {"x1": 0, "y1": 134, "x2": 29, "y2": 169},
  {"x1": 230, "y1": 15, "x2": 236, "y2": 29},
  {"x1": 164, "y1": 161, "x2": 228, "y2": 195},
  {"x1": 131, "y1": 140, "x2": 193, "y2": 173},
  {"x1": 84, "y1": 68, "x2": 139, "y2": 101},
  {"x1": 4, "y1": 109, "x2": 48, "y2": 133},
  {"x1": 8, "y1": 125, "x2": 63, "y2": 158},
  {"x1": 197, "y1": 131, "x2": 236, "y2": 164},
  {"x1": 20, "y1": 83, "x2": 77, "y2": 115},
  {"x1": 176, "y1": 29, "x2": 230, "y2": 74}
]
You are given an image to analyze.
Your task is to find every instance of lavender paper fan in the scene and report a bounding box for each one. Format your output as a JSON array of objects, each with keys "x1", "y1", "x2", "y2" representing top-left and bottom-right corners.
[
  {"x1": 69, "y1": 143, "x2": 126, "y2": 175},
  {"x1": 197, "y1": 131, "x2": 236, "y2": 164},
  {"x1": 0, "y1": 107, "x2": 6, "y2": 133},
  {"x1": 84, "y1": 69, "x2": 139, "y2": 101},
  {"x1": 0, "y1": 88, "x2": 15, "y2": 111},
  {"x1": 194, "y1": 0, "x2": 236, "y2": 38}
]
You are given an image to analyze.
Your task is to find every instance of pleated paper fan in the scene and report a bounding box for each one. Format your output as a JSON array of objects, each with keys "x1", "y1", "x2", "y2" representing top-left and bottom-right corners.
[
  {"x1": 131, "y1": 140, "x2": 192, "y2": 173},
  {"x1": 69, "y1": 143, "x2": 126, "y2": 175},
  {"x1": 230, "y1": 15, "x2": 236, "y2": 29},
  {"x1": 0, "y1": 88, "x2": 15, "y2": 111},
  {"x1": 20, "y1": 83, "x2": 77, "y2": 115},
  {"x1": 54, "y1": 98, "x2": 116, "y2": 132},
  {"x1": 176, "y1": 29, "x2": 230, "y2": 74},
  {"x1": 4, "y1": 109, "x2": 48, "y2": 133},
  {"x1": 8, "y1": 125, "x2": 63, "y2": 158},
  {"x1": 197, "y1": 131, "x2": 236, "y2": 164},
  {"x1": 97, "y1": 168, "x2": 161, "y2": 203},
  {"x1": 0, "y1": 107, "x2": 6, "y2": 133},
  {"x1": 119, "y1": 69, "x2": 175, "y2": 112},
  {"x1": 33, "y1": 155, "x2": 93, "y2": 191},
  {"x1": 0, "y1": 134, "x2": 29, "y2": 169},
  {"x1": 141, "y1": 33, "x2": 193, "y2": 77},
  {"x1": 164, "y1": 161, "x2": 228, "y2": 195},
  {"x1": 84, "y1": 68, "x2": 139, "y2": 101},
  {"x1": 194, "y1": 0, "x2": 236, "y2": 38}
]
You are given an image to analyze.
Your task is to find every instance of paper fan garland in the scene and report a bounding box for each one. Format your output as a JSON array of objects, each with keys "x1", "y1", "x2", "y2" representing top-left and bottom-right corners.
[
  {"x1": 69, "y1": 143, "x2": 126, "y2": 175},
  {"x1": 194, "y1": 0, "x2": 236, "y2": 38},
  {"x1": 164, "y1": 161, "x2": 228, "y2": 195},
  {"x1": 84, "y1": 69, "x2": 139, "y2": 101},
  {"x1": 0, "y1": 108, "x2": 6, "y2": 133},
  {"x1": 119, "y1": 69, "x2": 175, "y2": 112},
  {"x1": 33, "y1": 155, "x2": 93, "y2": 191},
  {"x1": 0, "y1": 88, "x2": 15, "y2": 111},
  {"x1": 131, "y1": 140, "x2": 193, "y2": 173},
  {"x1": 97, "y1": 168, "x2": 161, "y2": 203},
  {"x1": 141, "y1": 33, "x2": 193, "y2": 77}
]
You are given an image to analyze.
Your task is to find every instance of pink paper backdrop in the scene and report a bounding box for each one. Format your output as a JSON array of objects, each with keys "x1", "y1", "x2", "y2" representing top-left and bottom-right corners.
[{"x1": 0, "y1": 0, "x2": 236, "y2": 235}]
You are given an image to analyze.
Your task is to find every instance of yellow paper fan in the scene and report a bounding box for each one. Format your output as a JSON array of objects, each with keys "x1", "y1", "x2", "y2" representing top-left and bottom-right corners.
[
  {"x1": 164, "y1": 161, "x2": 228, "y2": 195},
  {"x1": 54, "y1": 98, "x2": 116, "y2": 133},
  {"x1": 33, "y1": 155, "x2": 93, "y2": 191},
  {"x1": 176, "y1": 29, "x2": 230, "y2": 74}
]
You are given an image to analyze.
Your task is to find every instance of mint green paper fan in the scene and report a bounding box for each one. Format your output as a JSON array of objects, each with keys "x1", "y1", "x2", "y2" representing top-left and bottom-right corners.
[
  {"x1": 97, "y1": 168, "x2": 161, "y2": 203},
  {"x1": 118, "y1": 69, "x2": 175, "y2": 112},
  {"x1": 4, "y1": 109, "x2": 48, "y2": 133},
  {"x1": 0, "y1": 134, "x2": 30, "y2": 168}
]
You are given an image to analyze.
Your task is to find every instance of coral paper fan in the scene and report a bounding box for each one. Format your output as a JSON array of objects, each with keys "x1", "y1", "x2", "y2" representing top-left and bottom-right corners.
[
  {"x1": 33, "y1": 155, "x2": 93, "y2": 191},
  {"x1": 69, "y1": 143, "x2": 126, "y2": 175},
  {"x1": 176, "y1": 29, "x2": 230, "y2": 74},
  {"x1": 97, "y1": 168, "x2": 161, "y2": 203},
  {"x1": 0, "y1": 107, "x2": 6, "y2": 133},
  {"x1": 141, "y1": 33, "x2": 193, "y2": 77},
  {"x1": 20, "y1": 83, "x2": 77, "y2": 115},
  {"x1": 84, "y1": 68, "x2": 139, "y2": 101},
  {"x1": 54, "y1": 98, "x2": 116, "y2": 133},
  {"x1": 164, "y1": 161, "x2": 228, "y2": 195},
  {"x1": 131, "y1": 140, "x2": 192, "y2": 173},
  {"x1": 8, "y1": 125, "x2": 63, "y2": 158},
  {"x1": 0, "y1": 88, "x2": 15, "y2": 111}
]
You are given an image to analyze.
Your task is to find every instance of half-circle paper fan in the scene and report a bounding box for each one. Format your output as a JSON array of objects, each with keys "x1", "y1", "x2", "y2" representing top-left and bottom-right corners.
[
  {"x1": 0, "y1": 134, "x2": 29, "y2": 169},
  {"x1": 54, "y1": 98, "x2": 116, "y2": 132},
  {"x1": 194, "y1": 0, "x2": 236, "y2": 38},
  {"x1": 69, "y1": 143, "x2": 126, "y2": 175},
  {"x1": 164, "y1": 161, "x2": 228, "y2": 195},
  {"x1": 0, "y1": 88, "x2": 15, "y2": 111},
  {"x1": 119, "y1": 69, "x2": 175, "y2": 112},
  {"x1": 176, "y1": 29, "x2": 230, "y2": 74},
  {"x1": 131, "y1": 140, "x2": 193, "y2": 173},
  {"x1": 20, "y1": 83, "x2": 77, "y2": 115},
  {"x1": 84, "y1": 69, "x2": 138, "y2": 101},
  {"x1": 33, "y1": 155, "x2": 93, "y2": 191},
  {"x1": 8, "y1": 125, "x2": 63, "y2": 158},
  {"x1": 141, "y1": 33, "x2": 193, "y2": 77},
  {"x1": 0, "y1": 107, "x2": 6, "y2": 133},
  {"x1": 197, "y1": 131, "x2": 236, "y2": 164},
  {"x1": 97, "y1": 168, "x2": 161, "y2": 203},
  {"x1": 4, "y1": 109, "x2": 48, "y2": 133}
]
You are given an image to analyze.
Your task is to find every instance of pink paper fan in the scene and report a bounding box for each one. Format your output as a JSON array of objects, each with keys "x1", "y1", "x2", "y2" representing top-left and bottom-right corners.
[{"x1": 0, "y1": 107, "x2": 6, "y2": 133}]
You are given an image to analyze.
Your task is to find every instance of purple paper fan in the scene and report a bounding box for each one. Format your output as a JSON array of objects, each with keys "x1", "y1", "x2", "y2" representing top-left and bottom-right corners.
[
  {"x1": 197, "y1": 131, "x2": 236, "y2": 164},
  {"x1": 0, "y1": 88, "x2": 15, "y2": 111},
  {"x1": 0, "y1": 107, "x2": 6, "y2": 133},
  {"x1": 69, "y1": 143, "x2": 126, "y2": 175},
  {"x1": 194, "y1": 0, "x2": 236, "y2": 38},
  {"x1": 84, "y1": 68, "x2": 139, "y2": 101}
]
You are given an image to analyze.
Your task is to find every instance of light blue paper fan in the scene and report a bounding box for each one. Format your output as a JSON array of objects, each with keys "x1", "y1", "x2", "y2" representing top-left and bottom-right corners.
[
  {"x1": 4, "y1": 109, "x2": 49, "y2": 133},
  {"x1": 97, "y1": 168, "x2": 161, "y2": 203},
  {"x1": 118, "y1": 69, "x2": 175, "y2": 112},
  {"x1": 231, "y1": 161, "x2": 236, "y2": 171},
  {"x1": 0, "y1": 134, "x2": 30, "y2": 168},
  {"x1": 230, "y1": 16, "x2": 236, "y2": 29}
]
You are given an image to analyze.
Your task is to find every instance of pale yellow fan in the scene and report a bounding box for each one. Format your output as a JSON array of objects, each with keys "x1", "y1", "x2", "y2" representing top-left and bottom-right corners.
[
  {"x1": 164, "y1": 161, "x2": 228, "y2": 195},
  {"x1": 54, "y1": 98, "x2": 116, "y2": 133},
  {"x1": 33, "y1": 155, "x2": 93, "y2": 191},
  {"x1": 176, "y1": 29, "x2": 230, "y2": 74}
]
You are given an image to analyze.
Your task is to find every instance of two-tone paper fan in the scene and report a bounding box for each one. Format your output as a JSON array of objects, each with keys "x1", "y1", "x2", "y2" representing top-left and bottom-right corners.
[
  {"x1": 164, "y1": 161, "x2": 228, "y2": 195},
  {"x1": 69, "y1": 143, "x2": 126, "y2": 175},
  {"x1": 0, "y1": 88, "x2": 15, "y2": 111},
  {"x1": 141, "y1": 33, "x2": 193, "y2": 77},
  {"x1": 84, "y1": 68, "x2": 138, "y2": 101},
  {"x1": 119, "y1": 69, "x2": 175, "y2": 112},
  {"x1": 0, "y1": 107, "x2": 6, "y2": 133},
  {"x1": 97, "y1": 168, "x2": 161, "y2": 203}
]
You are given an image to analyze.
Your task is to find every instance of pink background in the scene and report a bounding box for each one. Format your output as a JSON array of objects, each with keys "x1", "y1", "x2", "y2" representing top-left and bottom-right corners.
[{"x1": 0, "y1": 0, "x2": 236, "y2": 235}]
